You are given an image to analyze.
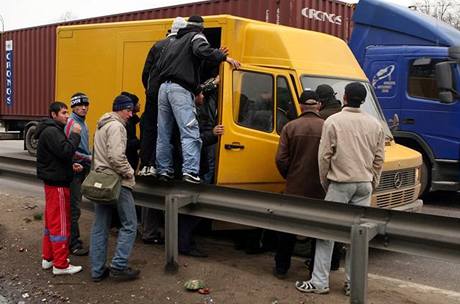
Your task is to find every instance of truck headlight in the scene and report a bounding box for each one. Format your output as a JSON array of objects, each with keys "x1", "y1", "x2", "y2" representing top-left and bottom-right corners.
[{"x1": 415, "y1": 167, "x2": 421, "y2": 183}]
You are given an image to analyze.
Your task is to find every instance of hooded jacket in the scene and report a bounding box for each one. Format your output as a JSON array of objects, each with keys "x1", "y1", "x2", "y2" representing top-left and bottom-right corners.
[
  {"x1": 65, "y1": 112, "x2": 91, "y2": 167},
  {"x1": 158, "y1": 26, "x2": 226, "y2": 94},
  {"x1": 94, "y1": 112, "x2": 135, "y2": 189},
  {"x1": 36, "y1": 118, "x2": 81, "y2": 186}
]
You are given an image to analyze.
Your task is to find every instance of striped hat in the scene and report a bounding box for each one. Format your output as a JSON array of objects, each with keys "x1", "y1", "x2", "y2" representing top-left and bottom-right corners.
[{"x1": 70, "y1": 93, "x2": 89, "y2": 107}]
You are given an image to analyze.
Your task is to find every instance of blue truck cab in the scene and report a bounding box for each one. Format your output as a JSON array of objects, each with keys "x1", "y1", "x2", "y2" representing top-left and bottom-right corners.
[{"x1": 349, "y1": 0, "x2": 460, "y2": 194}]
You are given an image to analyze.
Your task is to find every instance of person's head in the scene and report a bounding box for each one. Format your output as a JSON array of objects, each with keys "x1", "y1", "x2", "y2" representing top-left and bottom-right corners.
[
  {"x1": 121, "y1": 91, "x2": 140, "y2": 113},
  {"x1": 187, "y1": 15, "x2": 204, "y2": 31},
  {"x1": 344, "y1": 82, "x2": 367, "y2": 108},
  {"x1": 70, "y1": 92, "x2": 90, "y2": 117},
  {"x1": 315, "y1": 84, "x2": 335, "y2": 105},
  {"x1": 49, "y1": 101, "x2": 69, "y2": 125},
  {"x1": 299, "y1": 90, "x2": 320, "y2": 112},
  {"x1": 112, "y1": 94, "x2": 134, "y2": 122},
  {"x1": 169, "y1": 16, "x2": 187, "y2": 36}
]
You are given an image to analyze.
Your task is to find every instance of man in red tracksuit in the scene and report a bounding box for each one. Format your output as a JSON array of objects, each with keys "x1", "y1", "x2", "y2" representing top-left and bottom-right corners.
[{"x1": 36, "y1": 101, "x2": 83, "y2": 275}]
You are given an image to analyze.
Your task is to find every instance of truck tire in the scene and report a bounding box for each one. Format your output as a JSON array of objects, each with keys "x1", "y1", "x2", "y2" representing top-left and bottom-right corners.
[
  {"x1": 25, "y1": 125, "x2": 38, "y2": 156},
  {"x1": 419, "y1": 160, "x2": 430, "y2": 197}
]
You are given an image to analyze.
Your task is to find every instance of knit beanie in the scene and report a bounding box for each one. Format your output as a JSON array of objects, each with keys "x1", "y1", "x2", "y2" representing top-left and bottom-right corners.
[
  {"x1": 70, "y1": 93, "x2": 89, "y2": 108},
  {"x1": 188, "y1": 15, "x2": 204, "y2": 28},
  {"x1": 112, "y1": 95, "x2": 134, "y2": 111},
  {"x1": 170, "y1": 17, "x2": 187, "y2": 35},
  {"x1": 121, "y1": 91, "x2": 139, "y2": 106}
]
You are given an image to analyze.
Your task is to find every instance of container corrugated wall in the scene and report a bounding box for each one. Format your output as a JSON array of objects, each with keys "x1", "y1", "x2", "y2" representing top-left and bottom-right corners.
[{"x1": 0, "y1": 0, "x2": 354, "y2": 120}]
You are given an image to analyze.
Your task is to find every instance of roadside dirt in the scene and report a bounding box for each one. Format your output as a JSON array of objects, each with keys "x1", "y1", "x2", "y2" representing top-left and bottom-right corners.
[{"x1": 0, "y1": 191, "x2": 457, "y2": 304}]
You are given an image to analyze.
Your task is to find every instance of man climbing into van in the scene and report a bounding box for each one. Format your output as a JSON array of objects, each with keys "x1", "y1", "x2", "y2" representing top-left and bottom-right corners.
[{"x1": 156, "y1": 15, "x2": 240, "y2": 184}]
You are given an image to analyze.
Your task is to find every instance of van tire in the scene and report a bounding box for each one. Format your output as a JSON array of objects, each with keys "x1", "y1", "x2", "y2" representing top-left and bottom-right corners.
[{"x1": 25, "y1": 125, "x2": 38, "y2": 156}]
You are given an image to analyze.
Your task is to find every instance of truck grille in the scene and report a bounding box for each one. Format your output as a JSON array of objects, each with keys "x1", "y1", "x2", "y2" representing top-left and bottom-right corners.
[
  {"x1": 376, "y1": 169, "x2": 416, "y2": 192},
  {"x1": 376, "y1": 188, "x2": 416, "y2": 208}
]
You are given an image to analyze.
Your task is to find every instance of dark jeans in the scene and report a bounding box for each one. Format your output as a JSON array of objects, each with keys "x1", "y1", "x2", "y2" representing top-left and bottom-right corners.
[
  {"x1": 140, "y1": 93, "x2": 158, "y2": 168},
  {"x1": 274, "y1": 233, "x2": 342, "y2": 275},
  {"x1": 141, "y1": 207, "x2": 163, "y2": 240},
  {"x1": 69, "y1": 166, "x2": 89, "y2": 249},
  {"x1": 178, "y1": 215, "x2": 201, "y2": 253}
]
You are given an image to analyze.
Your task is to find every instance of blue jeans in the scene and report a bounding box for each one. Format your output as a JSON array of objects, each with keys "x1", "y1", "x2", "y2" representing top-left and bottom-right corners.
[
  {"x1": 90, "y1": 187, "x2": 137, "y2": 278},
  {"x1": 310, "y1": 181, "x2": 372, "y2": 288},
  {"x1": 156, "y1": 82, "x2": 202, "y2": 176}
]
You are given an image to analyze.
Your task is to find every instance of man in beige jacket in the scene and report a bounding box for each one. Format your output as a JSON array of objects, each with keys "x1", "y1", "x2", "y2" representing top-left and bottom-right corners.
[
  {"x1": 295, "y1": 82, "x2": 385, "y2": 295},
  {"x1": 90, "y1": 94, "x2": 140, "y2": 282}
]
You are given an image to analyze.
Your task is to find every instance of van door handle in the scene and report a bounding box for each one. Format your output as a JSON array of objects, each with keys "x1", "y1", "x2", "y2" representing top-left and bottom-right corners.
[
  {"x1": 224, "y1": 142, "x2": 245, "y2": 150},
  {"x1": 402, "y1": 118, "x2": 415, "y2": 125}
]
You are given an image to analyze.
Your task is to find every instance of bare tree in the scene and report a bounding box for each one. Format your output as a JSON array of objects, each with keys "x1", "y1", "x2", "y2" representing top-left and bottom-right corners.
[{"x1": 413, "y1": 0, "x2": 460, "y2": 29}]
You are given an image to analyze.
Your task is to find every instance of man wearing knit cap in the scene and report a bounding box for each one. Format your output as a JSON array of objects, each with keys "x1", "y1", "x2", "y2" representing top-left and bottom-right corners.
[
  {"x1": 156, "y1": 15, "x2": 240, "y2": 184},
  {"x1": 90, "y1": 95, "x2": 140, "y2": 282},
  {"x1": 274, "y1": 90, "x2": 325, "y2": 279},
  {"x1": 65, "y1": 92, "x2": 91, "y2": 256},
  {"x1": 140, "y1": 16, "x2": 187, "y2": 177}
]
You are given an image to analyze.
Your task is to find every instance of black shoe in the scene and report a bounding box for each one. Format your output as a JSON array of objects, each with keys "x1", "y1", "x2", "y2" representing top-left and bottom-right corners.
[
  {"x1": 272, "y1": 267, "x2": 287, "y2": 280},
  {"x1": 180, "y1": 248, "x2": 208, "y2": 258},
  {"x1": 158, "y1": 172, "x2": 174, "y2": 182},
  {"x1": 71, "y1": 245, "x2": 89, "y2": 256},
  {"x1": 182, "y1": 173, "x2": 201, "y2": 184},
  {"x1": 109, "y1": 266, "x2": 140, "y2": 281},
  {"x1": 142, "y1": 237, "x2": 165, "y2": 245},
  {"x1": 92, "y1": 267, "x2": 110, "y2": 282}
]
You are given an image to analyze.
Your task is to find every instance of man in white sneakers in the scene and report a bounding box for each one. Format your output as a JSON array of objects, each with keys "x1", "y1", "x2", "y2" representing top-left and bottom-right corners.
[
  {"x1": 36, "y1": 101, "x2": 83, "y2": 275},
  {"x1": 295, "y1": 82, "x2": 385, "y2": 295}
]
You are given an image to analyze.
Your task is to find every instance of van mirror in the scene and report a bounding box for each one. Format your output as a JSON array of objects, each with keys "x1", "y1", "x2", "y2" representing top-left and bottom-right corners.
[
  {"x1": 435, "y1": 62, "x2": 454, "y2": 103},
  {"x1": 389, "y1": 113, "x2": 399, "y2": 131},
  {"x1": 448, "y1": 46, "x2": 460, "y2": 60}
]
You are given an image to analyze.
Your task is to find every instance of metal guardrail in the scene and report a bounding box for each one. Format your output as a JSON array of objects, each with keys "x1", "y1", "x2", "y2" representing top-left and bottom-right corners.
[{"x1": 0, "y1": 155, "x2": 459, "y2": 304}]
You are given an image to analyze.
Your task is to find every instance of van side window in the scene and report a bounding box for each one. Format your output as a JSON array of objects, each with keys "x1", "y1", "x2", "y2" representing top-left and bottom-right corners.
[
  {"x1": 408, "y1": 59, "x2": 441, "y2": 100},
  {"x1": 233, "y1": 70, "x2": 274, "y2": 133},
  {"x1": 276, "y1": 76, "x2": 297, "y2": 133}
]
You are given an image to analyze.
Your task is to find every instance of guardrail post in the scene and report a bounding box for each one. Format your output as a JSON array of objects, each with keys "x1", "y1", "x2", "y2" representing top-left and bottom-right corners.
[
  {"x1": 350, "y1": 222, "x2": 379, "y2": 304},
  {"x1": 164, "y1": 193, "x2": 196, "y2": 273}
]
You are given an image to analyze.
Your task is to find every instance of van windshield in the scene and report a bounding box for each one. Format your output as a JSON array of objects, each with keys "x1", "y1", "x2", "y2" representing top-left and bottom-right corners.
[{"x1": 300, "y1": 76, "x2": 393, "y2": 140}]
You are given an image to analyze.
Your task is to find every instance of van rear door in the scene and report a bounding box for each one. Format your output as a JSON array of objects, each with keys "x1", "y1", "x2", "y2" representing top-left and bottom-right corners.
[{"x1": 215, "y1": 64, "x2": 298, "y2": 192}]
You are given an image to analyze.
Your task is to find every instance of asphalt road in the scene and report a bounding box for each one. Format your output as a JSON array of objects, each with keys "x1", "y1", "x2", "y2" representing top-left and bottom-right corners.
[{"x1": 1, "y1": 140, "x2": 459, "y2": 295}]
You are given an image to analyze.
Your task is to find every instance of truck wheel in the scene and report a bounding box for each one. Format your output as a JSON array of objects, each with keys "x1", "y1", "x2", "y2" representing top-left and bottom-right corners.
[
  {"x1": 419, "y1": 160, "x2": 430, "y2": 197},
  {"x1": 25, "y1": 125, "x2": 38, "y2": 156}
]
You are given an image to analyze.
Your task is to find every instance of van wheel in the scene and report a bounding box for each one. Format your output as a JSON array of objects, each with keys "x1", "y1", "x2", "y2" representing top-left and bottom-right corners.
[
  {"x1": 25, "y1": 125, "x2": 38, "y2": 156},
  {"x1": 419, "y1": 160, "x2": 430, "y2": 197}
]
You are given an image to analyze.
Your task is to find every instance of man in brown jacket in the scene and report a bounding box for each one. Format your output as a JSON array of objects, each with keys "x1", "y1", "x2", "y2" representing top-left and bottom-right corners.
[{"x1": 273, "y1": 90, "x2": 325, "y2": 278}]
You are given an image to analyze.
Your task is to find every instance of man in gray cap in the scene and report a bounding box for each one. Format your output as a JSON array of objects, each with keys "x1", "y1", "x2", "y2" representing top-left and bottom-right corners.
[{"x1": 273, "y1": 90, "x2": 325, "y2": 278}]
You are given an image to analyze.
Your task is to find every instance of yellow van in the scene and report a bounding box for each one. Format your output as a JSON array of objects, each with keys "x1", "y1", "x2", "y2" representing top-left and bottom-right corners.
[{"x1": 55, "y1": 15, "x2": 422, "y2": 211}]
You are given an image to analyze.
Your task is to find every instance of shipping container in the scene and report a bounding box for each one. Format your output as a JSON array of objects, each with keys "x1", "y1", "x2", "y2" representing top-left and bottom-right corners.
[{"x1": 0, "y1": 0, "x2": 354, "y2": 136}]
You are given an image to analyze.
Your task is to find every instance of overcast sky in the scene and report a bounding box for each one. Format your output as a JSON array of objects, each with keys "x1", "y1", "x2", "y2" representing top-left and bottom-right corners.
[{"x1": 1, "y1": 0, "x2": 415, "y2": 31}]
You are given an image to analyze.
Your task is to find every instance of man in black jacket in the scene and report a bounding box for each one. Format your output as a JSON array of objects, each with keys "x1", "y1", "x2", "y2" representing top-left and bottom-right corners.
[
  {"x1": 156, "y1": 15, "x2": 240, "y2": 184},
  {"x1": 139, "y1": 17, "x2": 187, "y2": 177},
  {"x1": 36, "y1": 101, "x2": 83, "y2": 276}
]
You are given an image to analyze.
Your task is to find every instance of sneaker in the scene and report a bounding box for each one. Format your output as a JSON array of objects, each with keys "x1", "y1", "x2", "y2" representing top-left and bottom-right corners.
[
  {"x1": 344, "y1": 281, "x2": 351, "y2": 296},
  {"x1": 137, "y1": 166, "x2": 148, "y2": 176},
  {"x1": 109, "y1": 266, "x2": 140, "y2": 281},
  {"x1": 183, "y1": 172, "x2": 201, "y2": 184},
  {"x1": 92, "y1": 267, "x2": 110, "y2": 282},
  {"x1": 295, "y1": 280, "x2": 329, "y2": 294},
  {"x1": 272, "y1": 267, "x2": 287, "y2": 280},
  {"x1": 144, "y1": 166, "x2": 157, "y2": 177},
  {"x1": 179, "y1": 248, "x2": 208, "y2": 258},
  {"x1": 42, "y1": 258, "x2": 70, "y2": 270},
  {"x1": 71, "y1": 246, "x2": 89, "y2": 256},
  {"x1": 42, "y1": 259, "x2": 53, "y2": 270},
  {"x1": 52, "y1": 264, "x2": 83, "y2": 275},
  {"x1": 158, "y1": 171, "x2": 174, "y2": 182}
]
